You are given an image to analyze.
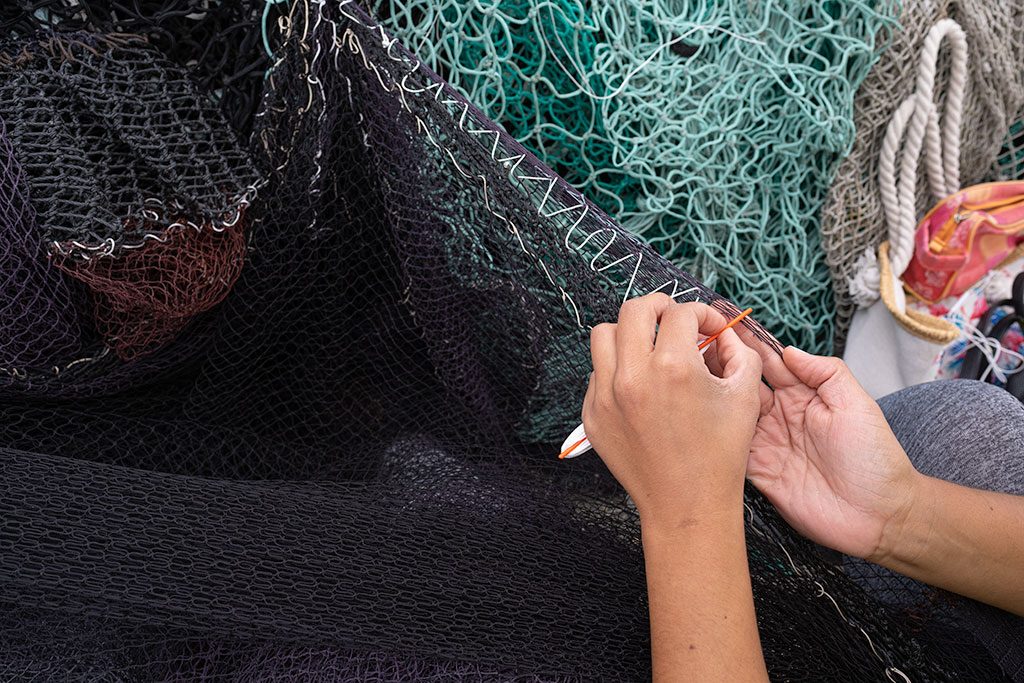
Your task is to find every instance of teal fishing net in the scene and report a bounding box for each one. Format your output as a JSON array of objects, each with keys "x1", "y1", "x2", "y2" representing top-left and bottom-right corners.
[
  {"x1": 371, "y1": 0, "x2": 899, "y2": 353},
  {"x1": 996, "y1": 120, "x2": 1024, "y2": 181}
]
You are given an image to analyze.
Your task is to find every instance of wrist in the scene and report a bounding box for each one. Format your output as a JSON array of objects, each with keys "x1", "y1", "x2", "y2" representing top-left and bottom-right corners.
[
  {"x1": 639, "y1": 490, "x2": 746, "y2": 541},
  {"x1": 870, "y1": 469, "x2": 936, "y2": 570},
  {"x1": 632, "y1": 444, "x2": 749, "y2": 535}
]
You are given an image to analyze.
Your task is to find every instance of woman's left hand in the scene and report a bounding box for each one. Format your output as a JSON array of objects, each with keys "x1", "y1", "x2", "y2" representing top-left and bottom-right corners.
[
  {"x1": 583, "y1": 294, "x2": 771, "y2": 681},
  {"x1": 582, "y1": 295, "x2": 764, "y2": 528}
]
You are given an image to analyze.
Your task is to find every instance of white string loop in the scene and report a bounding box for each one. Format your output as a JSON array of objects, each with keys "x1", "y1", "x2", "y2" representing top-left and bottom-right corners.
[{"x1": 850, "y1": 19, "x2": 968, "y2": 308}]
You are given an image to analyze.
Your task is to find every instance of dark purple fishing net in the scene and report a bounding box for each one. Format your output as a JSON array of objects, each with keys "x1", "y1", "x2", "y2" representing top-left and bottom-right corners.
[
  {"x1": 0, "y1": 0, "x2": 289, "y2": 137},
  {"x1": 0, "y1": 118, "x2": 84, "y2": 374},
  {"x1": 0, "y1": 1, "x2": 1012, "y2": 680},
  {"x1": 0, "y1": 31, "x2": 257, "y2": 364}
]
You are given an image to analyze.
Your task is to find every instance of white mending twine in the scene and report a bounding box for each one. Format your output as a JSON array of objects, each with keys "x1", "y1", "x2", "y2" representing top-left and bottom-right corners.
[{"x1": 849, "y1": 19, "x2": 968, "y2": 309}]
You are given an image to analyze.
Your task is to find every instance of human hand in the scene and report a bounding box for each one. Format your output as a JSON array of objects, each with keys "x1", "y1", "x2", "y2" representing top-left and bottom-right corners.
[
  {"x1": 745, "y1": 346, "x2": 921, "y2": 562},
  {"x1": 582, "y1": 295, "x2": 763, "y2": 529}
]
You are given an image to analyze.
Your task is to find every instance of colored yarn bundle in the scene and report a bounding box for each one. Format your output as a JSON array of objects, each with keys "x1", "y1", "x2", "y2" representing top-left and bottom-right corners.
[
  {"x1": 372, "y1": 0, "x2": 899, "y2": 352},
  {"x1": 0, "y1": 1, "x2": 1013, "y2": 679},
  {"x1": 0, "y1": 32, "x2": 258, "y2": 362},
  {"x1": 820, "y1": 0, "x2": 1024, "y2": 350}
]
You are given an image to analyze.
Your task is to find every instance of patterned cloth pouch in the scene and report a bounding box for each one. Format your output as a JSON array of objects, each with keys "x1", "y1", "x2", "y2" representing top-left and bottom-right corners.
[{"x1": 903, "y1": 181, "x2": 1024, "y2": 303}]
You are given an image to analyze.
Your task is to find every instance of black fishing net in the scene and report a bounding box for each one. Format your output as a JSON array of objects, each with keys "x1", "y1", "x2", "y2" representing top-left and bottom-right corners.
[
  {"x1": 0, "y1": 0, "x2": 288, "y2": 137},
  {"x1": 0, "y1": 1, "x2": 1013, "y2": 680},
  {"x1": 0, "y1": 31, "x2": 257, "y2": 362}
]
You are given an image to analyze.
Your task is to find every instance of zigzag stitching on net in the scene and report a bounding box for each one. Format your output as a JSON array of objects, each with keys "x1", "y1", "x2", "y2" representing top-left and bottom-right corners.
[
  {"x1": 330, "y1": 0, "x2": 703, "y2": 331},
  {"x1": 328, "y1": 2, "x2": 915, "y2": 678}
]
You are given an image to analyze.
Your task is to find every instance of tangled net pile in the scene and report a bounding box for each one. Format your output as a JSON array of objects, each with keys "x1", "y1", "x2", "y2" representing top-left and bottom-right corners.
[
  {"x1": 820, "y1": 0, "x2": 1024, "y2": 349},
  {"x1": 0, "y1": 32, "x2": 257, "y2": 362},
  {"x1": 0, "y1": 0, "x2": 1016, "y2": 680},
  {"x1": 0, "y1": 0, "x2": 290, "y2": 136},
  {"x1": 371, "y1": 0, "x2": 898, "y2": 353}
]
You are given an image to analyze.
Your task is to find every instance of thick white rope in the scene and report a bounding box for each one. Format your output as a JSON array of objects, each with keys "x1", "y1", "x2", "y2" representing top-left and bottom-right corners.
[{"x1": 849, "y1": 19, "x2": 968, "y2": 308}]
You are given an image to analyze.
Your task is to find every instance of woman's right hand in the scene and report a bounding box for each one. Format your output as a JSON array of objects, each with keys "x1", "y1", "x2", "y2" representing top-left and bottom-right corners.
[{"x1": 743, "y1": 346, "x2": 922, "y2": 563}]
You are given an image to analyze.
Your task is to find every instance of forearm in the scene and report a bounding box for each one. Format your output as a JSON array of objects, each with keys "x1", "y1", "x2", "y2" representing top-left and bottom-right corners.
[
  {"x1": 877, "y1": 473, "x2": 1024, "y2": 616},
  {"x1": 641, "y1": 506, "x2": 768, "y2": 682}
]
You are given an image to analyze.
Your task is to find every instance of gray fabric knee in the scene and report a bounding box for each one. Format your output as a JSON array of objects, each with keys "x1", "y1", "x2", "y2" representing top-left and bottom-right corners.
[
  {"x1": 878, "y1": 379, "x2": 1024, "y2": 495},
  {"x1": 873, "y1": 379, "x2": 1024, "y2": 681}
]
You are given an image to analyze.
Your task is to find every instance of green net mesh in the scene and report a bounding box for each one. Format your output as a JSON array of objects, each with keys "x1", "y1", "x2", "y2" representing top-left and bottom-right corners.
[
  {"x1": 370, "y1": 0, "x2": 899, "y2": 353},
  {"x1": 995, "y1": 120, "x2": 1024, "y2": 181}
]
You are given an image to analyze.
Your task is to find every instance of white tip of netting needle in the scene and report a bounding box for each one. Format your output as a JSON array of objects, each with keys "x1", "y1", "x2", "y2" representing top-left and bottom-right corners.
[{"x1": 559, "y1": 422, "x2": 592, "y2": 460}]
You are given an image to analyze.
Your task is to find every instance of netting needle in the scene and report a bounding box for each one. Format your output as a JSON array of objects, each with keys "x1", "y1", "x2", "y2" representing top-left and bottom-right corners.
[{"x1": 558, "y1": 307, "x2": 753, "y2": 460}]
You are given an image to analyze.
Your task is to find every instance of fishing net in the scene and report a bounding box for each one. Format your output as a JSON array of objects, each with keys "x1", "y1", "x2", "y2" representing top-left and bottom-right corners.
[
  {"x1": 0, "y1": 118, "x2": 83, "y2": 373},
  {"x1": 0, "y1": 0, "x2": 1014, "y2": 680},
  {"x1": 0, "y1": 0, "x2": 289, "y2": 137},
  {"x1": 820, "y1": 0, "x2": 1024, "y2": 351},
  {"x1": 0, "y1": 32, "x2": 258, "y2": 363},
  {"x1": 369, "y1": 0, "x2": 899, "y2": 354},
  {"x1": 995, "y1": 120, "x2": 1024, "y2": 182}
]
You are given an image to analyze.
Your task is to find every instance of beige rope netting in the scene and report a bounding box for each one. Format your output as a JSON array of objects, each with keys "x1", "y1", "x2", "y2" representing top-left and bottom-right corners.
[{"x1": 821, "y1": 0, "x2": 1024, "y2": 352}]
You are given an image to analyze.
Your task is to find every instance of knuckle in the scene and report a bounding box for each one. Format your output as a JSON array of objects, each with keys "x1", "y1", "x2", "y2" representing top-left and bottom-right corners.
[
  {"x1": 621, "y1": 292, "x2": 672, "y2": 317},
  {"x1": 676, "y1": 300, "x2": 705, "y2": 314},
  {"x1": 825, "y1": 356, "x2": 848, "y2": 376},
  {"x1": 653, "y1": 352, "x2": 689, "y2": 378},
  {"x1": 612, "y1": 371, "x2": 643, "y2": 406},
  {"x1": 644, "y1": 292, "x2": 672, "y2": 307},
  {"x1": 590, "y1": 322, "x2": 615, "y2": 341},
  {"x1": 660, "y1": 301, "x2": 687, "y2": 321},
  {"x1": 674, "y1": 301, "x2": 708, "y2": 324},
  {"x1": 619, "y1": 298, "x2": 642, "y2": 315},
  {"x1": 743, "y1": 344, "x2": 763, "y2": 369}
]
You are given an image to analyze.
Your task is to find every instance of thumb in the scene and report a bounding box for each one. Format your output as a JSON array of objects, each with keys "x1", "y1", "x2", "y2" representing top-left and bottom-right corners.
[
  {"x1": 716, "y1": 327, "x2": 762, "y2": 386},
  {"x1": 782, "y1": 346, "x2": 861, "y2": 409}
]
